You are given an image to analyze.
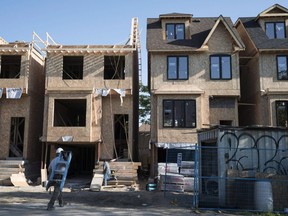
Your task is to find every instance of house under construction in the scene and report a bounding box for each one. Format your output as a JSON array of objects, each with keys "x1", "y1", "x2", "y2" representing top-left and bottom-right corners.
[
  {"x1": 0, "y1": 37, "x2": 45, "y2": 181},
  {"x1": 41, "y1": 18, "x2": 140, "y2": 178}
]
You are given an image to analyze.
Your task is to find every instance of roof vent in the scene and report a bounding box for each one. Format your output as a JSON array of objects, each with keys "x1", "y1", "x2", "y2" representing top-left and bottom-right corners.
[{"x1": 192, "y1": 19, "x2": 200, "y2": 22}]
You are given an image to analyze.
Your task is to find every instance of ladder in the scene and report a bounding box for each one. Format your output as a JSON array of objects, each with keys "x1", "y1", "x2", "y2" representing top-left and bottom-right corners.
[
  {"x1": 130, "y1": 17, "x2": 142, "y2": 84},
  {"x1": 46, "y1": 151, "x2": 72, "y2": 191}
]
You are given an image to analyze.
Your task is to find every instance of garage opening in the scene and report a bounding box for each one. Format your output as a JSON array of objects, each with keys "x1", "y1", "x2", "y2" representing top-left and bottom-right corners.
[{"x1": 54, "y1": 99, "x2": 86, "y2": 127}]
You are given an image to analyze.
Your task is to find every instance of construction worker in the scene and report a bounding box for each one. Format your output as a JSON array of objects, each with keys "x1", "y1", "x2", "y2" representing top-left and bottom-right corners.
[
  {"x1": 103, "y1": 160, "x2": 111, "y2": 186},
  {"x1": 46, "y1": 147, "x2": 66, "y2": 211}
]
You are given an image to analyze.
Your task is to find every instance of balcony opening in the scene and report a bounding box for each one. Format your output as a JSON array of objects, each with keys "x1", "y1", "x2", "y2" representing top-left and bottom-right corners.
[
  {"x1": 104, "y1": 56, "x2": 125, "y2": 79},
  {"x1": 0, "y1": 55, "x2": 21, "y2": 79},
  {"x1": 54, "y1": 99, "x2": 86, "y2": 127},
  {"x1": 9, "y1": 117, "x2": 25, "y2": 158},
  {"x1": 63, "y1": 56, "x2": 84, "y2": 79}
]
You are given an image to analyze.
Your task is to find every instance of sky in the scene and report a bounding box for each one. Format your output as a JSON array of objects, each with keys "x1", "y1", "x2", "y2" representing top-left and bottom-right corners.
[{"x1": 1, "y1": 0, "x2": 288, "y2": 86}]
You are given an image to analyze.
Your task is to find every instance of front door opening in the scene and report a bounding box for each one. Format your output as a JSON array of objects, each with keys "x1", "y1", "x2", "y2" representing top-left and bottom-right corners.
[
  {"x1": 114, "y1": 114, "x2": 129, "y2": 159},
  {"x1": 9, "y1": 117, "x2": 25, "y2": 158}
]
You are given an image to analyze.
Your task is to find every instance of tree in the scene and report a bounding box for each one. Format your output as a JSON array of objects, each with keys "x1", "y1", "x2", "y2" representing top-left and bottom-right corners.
[{"x1": 139, "y1": 84, "x2": 151, "y2": 125}]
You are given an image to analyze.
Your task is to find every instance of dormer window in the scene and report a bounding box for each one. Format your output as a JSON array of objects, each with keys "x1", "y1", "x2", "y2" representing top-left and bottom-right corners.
[
  {"x1": 166, "y1": 23, "x2": 185, "y2": 40},
  {"x1": 265, "y1": 22, "x2": 285, "y2": 39}
]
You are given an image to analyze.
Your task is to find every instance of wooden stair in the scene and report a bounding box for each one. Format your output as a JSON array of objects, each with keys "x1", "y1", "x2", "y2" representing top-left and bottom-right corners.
[{"x1": 0, "y1": 160, "x2": 26, "y2": 185}]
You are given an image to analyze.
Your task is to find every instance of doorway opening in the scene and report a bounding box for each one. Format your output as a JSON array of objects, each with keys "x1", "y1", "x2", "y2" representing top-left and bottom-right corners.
[
  {"x1": 9, "y1": 117, "x2": 25, "y2": 158},
  {"x1": 114, "y1": 114, "x2": 129, "y2": 159}
]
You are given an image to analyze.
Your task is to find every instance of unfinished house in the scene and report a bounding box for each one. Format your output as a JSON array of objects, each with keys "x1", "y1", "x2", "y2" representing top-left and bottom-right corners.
[
  {"x1": 0, "y1": 37, "x2": 45, "y2": 184},
  {"x1": 146, "y1": 13, "x2": 245, "y2": 177},
  {"x1": 41, "y1": 18, "x2": 140, "y2": 179},
  {"x1": 236, "y1": 4, "x2": 288, "y2": 126}
]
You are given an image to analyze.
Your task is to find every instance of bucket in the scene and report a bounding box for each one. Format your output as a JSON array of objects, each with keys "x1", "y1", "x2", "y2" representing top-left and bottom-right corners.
[
  {"x1": 146, "y1": 183, "x2": 157, "y2": 191},
  {"x1": 254, "y1": 181, "x2": 273, "y2": 212}
]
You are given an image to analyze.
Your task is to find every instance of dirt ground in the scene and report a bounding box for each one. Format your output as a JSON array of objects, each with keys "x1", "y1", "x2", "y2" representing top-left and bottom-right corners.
[{"x1": 0, "y1": 178, "x2": 262, "y2": 216}]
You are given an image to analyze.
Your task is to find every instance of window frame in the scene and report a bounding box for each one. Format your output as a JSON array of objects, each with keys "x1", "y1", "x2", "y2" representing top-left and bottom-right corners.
[
  {"x1": 276, "y1": 55, "x2": 288, "y2": 80},
  {"x1": 163, "y1": 99, "x2": 196, "y2": 128},
  {"x1": 167, "y1": 56, "x2": 189, "y2": 80},
  {"x1": 276, "y1": 101, "x2": 288, "y2": 127},
  {"x1": 210, "y1": 55, "x2": 232, "y2": 80},
  {"x1": 166, "y1": 23, "x2": 185, "y2": 40},
  {"x1": 265, "y1": 22, "x2": 286, "y2": 39}
]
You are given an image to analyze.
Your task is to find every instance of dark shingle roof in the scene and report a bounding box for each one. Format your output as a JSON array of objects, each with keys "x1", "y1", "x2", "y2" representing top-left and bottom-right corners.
[
  {"x1": 147, "y1": 16, "x2": 240, "y2": 51},
  {"x1": 239, "y1": 17, "x2": 288, "y2": 50}
]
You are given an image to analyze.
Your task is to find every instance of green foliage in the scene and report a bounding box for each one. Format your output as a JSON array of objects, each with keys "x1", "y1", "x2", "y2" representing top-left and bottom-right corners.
[{"x1": 139, "y1": 84, "x2": 151, "y2": 125}]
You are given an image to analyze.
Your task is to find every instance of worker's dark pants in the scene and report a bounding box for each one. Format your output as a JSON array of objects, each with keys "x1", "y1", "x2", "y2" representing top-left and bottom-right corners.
[{"x1": 48, "y1": 181, "x2": 63, "y2": 208}]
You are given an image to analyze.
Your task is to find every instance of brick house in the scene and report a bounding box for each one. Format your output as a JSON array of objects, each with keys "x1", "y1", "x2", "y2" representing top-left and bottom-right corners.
[
  {"x1": 236, "y1": 4, "x2": 288, "y2": 127},
  {"x1": 146, "y1": 13, "x2": 245, "y2": 176},
  {"x1": 41, "y1": 20, "x2": 140, "y2": 177},
  {"x1": 0, "y1": 37, "x2": 45, "y2": 180}
]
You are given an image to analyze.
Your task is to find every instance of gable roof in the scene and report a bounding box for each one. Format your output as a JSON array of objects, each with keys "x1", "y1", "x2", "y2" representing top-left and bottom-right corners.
[
  {"x1": 256, "y1": 4, "x2": 288, "y2": 20},
  {"x1": 147, "y1": 16, "x2": 243, "y2": 52},
  {"x1": 236, "y1": 4, "x2": 288, "y2": 50},
  {"x1": 201, "y1": 15, "x2": 245, "y2": 50}
]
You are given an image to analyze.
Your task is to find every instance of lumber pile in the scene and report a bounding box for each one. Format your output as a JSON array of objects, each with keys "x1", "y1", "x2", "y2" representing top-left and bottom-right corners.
[
  {"x1": 157, "y1": 161, "x2": 196, "y2": 192},
  {"x1": 92, "y1": 161, "x2": 141, "y2": 189}
]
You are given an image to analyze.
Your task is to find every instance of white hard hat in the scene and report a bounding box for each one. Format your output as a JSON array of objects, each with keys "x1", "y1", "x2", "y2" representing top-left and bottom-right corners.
[{"x1": 56, "y1": 148, "x2": 64, "y2": 154}]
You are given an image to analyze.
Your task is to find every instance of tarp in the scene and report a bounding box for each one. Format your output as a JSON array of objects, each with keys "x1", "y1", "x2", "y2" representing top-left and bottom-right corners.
[{"x1": 155, "y1": 142, "x2": 196, "y2": 150}]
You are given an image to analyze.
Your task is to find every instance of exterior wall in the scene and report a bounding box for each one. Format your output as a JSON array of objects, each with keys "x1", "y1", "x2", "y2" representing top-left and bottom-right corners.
[
  {"x1": 0, "y1": 97, "x2": 30, "y2": 159},
  {"x1": 43, "y1": 52, "x2": 134, "y2": 142},
  {"x1": 209, "y1": 97, "x2": 239, "y2": 126},
  {"x1": 45, "y1": 53, "x2": 133, "y2": 89},
  {"x1": 44, "y1": 93, "x2": 95, "y2": 142},
  {"x1": 0, "y1": 48, "x2": 45, "y2": 162}
]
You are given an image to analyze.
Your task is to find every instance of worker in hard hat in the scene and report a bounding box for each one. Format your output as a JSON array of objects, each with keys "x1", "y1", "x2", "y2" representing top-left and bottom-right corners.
[
  {"x1": 103, "y1": 160, "x2": 111, "y2": 186},
  {"x1": 46, "y1": 147, "x2": 66, "y2": 211}
]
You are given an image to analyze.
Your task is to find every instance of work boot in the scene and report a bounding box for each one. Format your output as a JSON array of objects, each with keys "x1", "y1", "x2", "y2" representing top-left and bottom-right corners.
[{"x1": 47, "y1": 205, "x2": 55, "y2": 211}]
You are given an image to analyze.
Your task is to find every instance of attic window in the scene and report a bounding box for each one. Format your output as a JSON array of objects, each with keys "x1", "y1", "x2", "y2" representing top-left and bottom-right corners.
[
  {"x1": 104, "y1": 56, "x2": 125, "y2": 80},
  {"x1": 166, "y1": 23, "x2": 185, "y2": 40},
  {"x1": 265, "y1": 22, "x2": 285, "y2": 39},
  {"x1": 0, "y1": 55, "x2": 21, "y2": 79},
  {"x1": 63, "y1": 56, "x2": 84, "y2": 80}
]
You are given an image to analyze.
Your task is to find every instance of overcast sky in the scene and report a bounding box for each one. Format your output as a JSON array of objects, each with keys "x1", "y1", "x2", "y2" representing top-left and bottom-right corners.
[{"x1": 1, "y1": 0, "x2": 288, "y2": 85}]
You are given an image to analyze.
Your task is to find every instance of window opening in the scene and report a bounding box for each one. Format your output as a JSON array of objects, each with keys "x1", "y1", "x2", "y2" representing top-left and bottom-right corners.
[
  {"x1": 63, "y1": 56, "x2": 84, "y2": 79},
  {"x1": 9, "y1": 117, "x2": 25, "y2": 157},
  {"x1": 104, "y1": 56, "x2": 125, "y2": 79},
  {"x1": 277, "y1": 56, "x2": 288, "y2": 80},
  {"x1": 0, "y1": 55, "x2": 21, "y2": 79},
  {"x1": 210, "y1": 55, "x2": 231, "y2": 80},
  {"x1": 54, "y1": 99, "x2": 86, "y2": 127},
  {"x1": 166, "y1": 23, "x2": 185, "y2": 40},
  {"x1": 265, "y1": 22, "x2": 285, "y2": 39},
  {"x1": 276, "y1": 101, "x2": 288, "y2": 127},
  {"x1": 163, "y1": 100, "x2": 196, "y2": 128},
  {"x1": 167, "y1": 56, "x2": 188, "y2": 80}
]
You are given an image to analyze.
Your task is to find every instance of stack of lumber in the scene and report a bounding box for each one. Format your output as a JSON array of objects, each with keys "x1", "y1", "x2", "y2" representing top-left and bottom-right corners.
[
  {"x1": 91, "y1": 161, "x2": 141, "y2": 190},
  {"x1": 157, "y1": 161, "x2": 196, "y2": 192},
  {"x1": 108, "y1": 161, "x2": 141, "y2": 186},
  {"x1": 0, "y1": 160, "x2": 26, "y2": 186},
  {"x1": 159, "y1": 173, "x2": 184, "y2": 192}
]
